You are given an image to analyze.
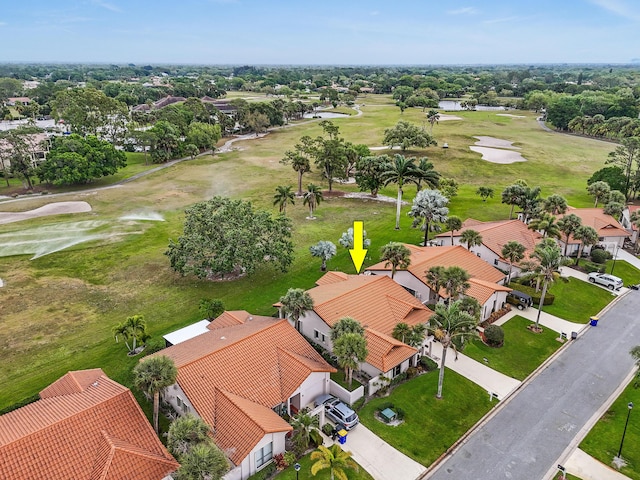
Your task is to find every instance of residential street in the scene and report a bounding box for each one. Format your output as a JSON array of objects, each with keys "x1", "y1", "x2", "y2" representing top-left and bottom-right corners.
[{"x1": 424, "y1": 291, "x2": 640, "y2": 480}]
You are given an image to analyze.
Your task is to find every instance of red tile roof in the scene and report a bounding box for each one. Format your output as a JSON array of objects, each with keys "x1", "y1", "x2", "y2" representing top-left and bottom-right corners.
[
  {"x1": 0, "y1": 369, "x2": 178, "y2": 480},
  {"x1": 152, "y1": 317, "x2": 334, "y2": 465},
  {"x1": 307, "y1": 274, "x2": 431, "y2": 371},
  {"x1": 435, "y1": 219, "x2": 543, "y2": 262},
  {"x1": 564, "y1": 208, "x2": 629, "y2": 239}
]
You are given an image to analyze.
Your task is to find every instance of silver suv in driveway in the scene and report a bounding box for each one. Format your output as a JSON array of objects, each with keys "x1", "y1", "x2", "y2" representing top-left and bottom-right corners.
[
  {"x1": 314, "y1": 394, "x2": 359, "y2": 430},
  {"x1": 588, "y1": 272, "x2": 623, "y2": 290}
]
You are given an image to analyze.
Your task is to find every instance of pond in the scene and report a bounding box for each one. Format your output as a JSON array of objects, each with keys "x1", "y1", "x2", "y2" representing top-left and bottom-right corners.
[
  {"x1": 438, "y1": 100, "x2": 506, "y2": 111},
  {"x1": 303, "y1": 111, "x2": 349, "y2": 119}
]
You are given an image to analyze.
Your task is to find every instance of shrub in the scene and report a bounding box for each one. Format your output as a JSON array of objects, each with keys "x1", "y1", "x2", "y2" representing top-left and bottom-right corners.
[
  {"x1": 273, "y1": 453, "x2": 288, "y2": 470},
  {"x1": 484, "y1": 324, "x2": 505, "y2": 347},
  {"x1": 420, "y1": 356, "x2": 438, "y2": 372},
  {"x1": 507, "y1": 282, "x2": 555, "y2": 306},
  {"x1": 322, "y1": 423, "x2": 334, "y2": 436},
  {"x1": 582, "y1": 261, "x2": 606, "y2": 274},
  {"x1": 406, "y1": 366, "x2": 418, "y2": 379},
  {"x1": 283, "y1": 451, "x2": 296, "y2": 465},
  {"x1": 590, "y1": 249, "x2": 609, "y2": 264},
  {"x1": 352, "y1": 397, "x2": 365, "y2": 412},
  {"x1": 390, "y1": 372, "x2": 407, "y2": 386}
]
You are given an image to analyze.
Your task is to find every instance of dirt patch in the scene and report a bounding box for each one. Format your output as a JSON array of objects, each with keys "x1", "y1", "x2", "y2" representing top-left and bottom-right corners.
[{"x1": 0, "y1": 201, "x2": 92, "y2": 225}]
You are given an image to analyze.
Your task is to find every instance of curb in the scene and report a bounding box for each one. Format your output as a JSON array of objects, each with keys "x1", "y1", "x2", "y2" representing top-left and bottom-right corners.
[{"x1": 418, "y1": 290, "x2": 632, "y2": 480}]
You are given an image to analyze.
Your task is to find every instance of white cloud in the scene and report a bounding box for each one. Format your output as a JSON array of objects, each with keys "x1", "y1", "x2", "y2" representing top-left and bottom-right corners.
[
  {"x1": 447, "y1": 7, "x2": 478, "y2": 15},
  {"x1": 91, "y1": 0, "x2": 122, "y2": 12},
  {"x1": 589, "y1": 0, "x2": 640, "y2": 21}
]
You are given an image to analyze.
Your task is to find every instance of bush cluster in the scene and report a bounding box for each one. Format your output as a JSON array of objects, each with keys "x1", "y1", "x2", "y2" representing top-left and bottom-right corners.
[
  {"x1": 483, "y1": 324, "x2": 505, "y2": 347},
  {"x1": 590, "y1": 249, "x2": 611, "y2": 264},
  {"x1": 420, "y1": 356, "x2": 439, "y2": 372},
  {"x1": 507, "y1": 282, "x2": 555, "y2": 305}
]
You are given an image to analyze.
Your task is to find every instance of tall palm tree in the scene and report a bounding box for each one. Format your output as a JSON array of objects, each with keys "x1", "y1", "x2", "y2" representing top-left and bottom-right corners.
[
  {"x1": 380, "y1": 241, "x2": 411, "y2": 279},
  {"x1": 631, "y1": 210, "x2": 640, "y2": 253},
  {"x1": 392, "y1": 322, "x2": 412, "y2": 344},
  {"x1": 519, "y1": 186, "x2": 542, "y2": 222},
  {"x1": 381, "y1": 154, "x2": 419, "y2": 229},
  {"x1": 303, "y1": 183, "x2": 323, "y2": 219},
  {"x1": 557, "y1": 213, "x2": 582, "y2": 256},
  {"x1": 543, "y1": 194, "x2": 568, "y2": 215},
  {"x1": 311, "y1": 444, "x2": 358, "y2": 480},
  {"x1": 460, "y1": 229, "x2": 483, "y2": 251},
  {"x1": 528, "y1": 212, "x2": 560, "y2": 239},
  {"x1": 425, "y1": 265, "x2": 447, "y2": 302},
  {"x1": 445, "y1": 216, "x2": 462, "y2": 245},
  {"x1": 333, "y1": 332, "x2": 368, "y2": 387},
  {"x1": 428, "y1": 301, "x2": 479, "y2": 399},
  {"x1": 414, "y1": 157, "x2": 441, "y2": 192},
  {"x1": 573, "y1": 225, "x2": 599, "y2": 265},
  {"x1": 501, "y1": 241, "x2": 526, "y2": 282},
  {"x1": 531, "y1": 242, "x2": 565, "y2": 331},
  {"x1": 427, "y1": 109, "x2": 440, "y2": 134},
  {"x1": 587, "y1": 181, "x2": 611, "y2": 208},
  {"x1": 408, "y1": 189, "x2": 449, "y2": 246},
  {"x1": 330, "y1": 316, "x2": 365, "y2": 341},
  {"x1": 167, "y1": 414, "x2": 211, "y2": 458},
  {"x1": 133, "y1": 355, "x2": 178, "y2": 433},
  {"x1": 310, "y1": 240, "x2": 337, "y2": 271},
  {"x1": 279, "y1": 288, "x2": 314, "y2": 331},
  {"x1": 501, "y1": 184, "x2": 525, "y2": 220},
  {"x1": 175, "y1": 443, "x2": 229, "y2": 480},
  {"x1": 443, "y1": 266, "x2": 471, "y2": 301},
  {"x1": 290, "y1": 412, "x2": 323, "y2": 450},
  {"x1": 273, "y1": 185, "x2": 295, "y2": 215}
]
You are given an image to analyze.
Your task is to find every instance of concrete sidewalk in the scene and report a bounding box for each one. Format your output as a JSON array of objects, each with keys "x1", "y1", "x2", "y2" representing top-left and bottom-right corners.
[
  {"x1": 496, "y1": 307, "x2": 585, "y2": 336},
  {"x1": 322, "y1": 424, "x2": 426, "y2": 480},
  {"x1": 429, "y1": 342, "x2": 521, "y2": 400},
  {"x1": 560, "y1": 266, "x2": 628, "y2": 296},
  {"x1": 565, "y1": 448, "x2": 632, "y2": 480}
]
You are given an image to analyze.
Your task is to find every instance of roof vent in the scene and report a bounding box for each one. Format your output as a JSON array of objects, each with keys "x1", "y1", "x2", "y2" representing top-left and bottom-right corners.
[
  {"x1": 220, "y1": 336, "x2": 226, "y2": 340},
  {"x1": 248, "y1": 316, "x2": 253, "y2": 321},
  {"x1": 92, "y1": 381, "x2": 99, "y2": 387}
]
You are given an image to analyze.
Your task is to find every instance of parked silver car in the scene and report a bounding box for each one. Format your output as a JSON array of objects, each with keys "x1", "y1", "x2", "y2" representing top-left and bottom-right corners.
[
  {"x1": 313, "y1": 394, "x2": 359, "y2": 430},
  {"x1": 588, "y1": 272, "x2": 623, "y2": 290}
]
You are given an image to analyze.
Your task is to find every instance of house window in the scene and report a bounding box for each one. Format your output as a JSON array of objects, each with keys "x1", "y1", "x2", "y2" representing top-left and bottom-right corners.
[
  {"x1": 176, "y1": 396, "x2": 189, "y2": 413},
  {"x1": 255, "y1": 442, "x2": 273, "y2": 468},
  {"x1": 314, "y1": 330, "x2": 319, "y2": 339},
  {"x1": 494, "y1": 259, "x2": 498, "y2": 266},
  {"x1": 393, "y1": 364, "x2": 401, "y2": 377},
  {"x1": 321, "y1": 333, "x2": 326, "y2": 343}
]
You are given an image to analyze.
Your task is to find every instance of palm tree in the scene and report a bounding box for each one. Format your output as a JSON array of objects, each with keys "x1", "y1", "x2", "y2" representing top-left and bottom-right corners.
[
  {"x1": 133, "y1": 355, "x2": 178, "y2": 433},
  {"x1": 428, "y1": 301, "x2": 479, "y2": 399},
  {"x1": 408, "y1": 189, "x2": 449, "y2": 246},
  {"x1": 573, "y1": 225, "x2": 599, "y2": 265},
  {"x1": 443, "y1": 266, "x2": 471, "y2": 301},
  {"x1": 631, "y1": 346, "x2": 640, "y2": 388},
  {"x1": 460, "y1": 229, "x2": 482, "y2": 251},
  {"x1": 445, "y1": 216, "x2": 462, "y2": 245},
  {"x1": 381, "y1": 154, "x2": 419, "y2": 229},
  {"x1": 279, "y1": 288, "x2": 314, "y2": 331},
  {"x1": 175, "y1": 443, "x2": 229, "y2": 480},
  {"x1": 425, "y1": 265, "x2": 447, "y2": 302},
  {"x1": 587, "y1": 181, "x2": 611, "y2": 208},
  {"x1": 519, "y1": 186, "x2": 542, "y2": 222},
  {"x1": 310, "y1": 240, "x2": 337, "y2": 271},
  {"x1": 311, "y1": 444, "x2": 359, "y2": 480},
  {"x1": 407, "y1": 323, "x2": 427, "y2": 348},
  {"x1": 303, "y1": 183, "x2": 323, "y2": 219},
  {"x1": 631, "y1": 211, "x2": 640, "y2": 253},
  {"x1": 543, "y1": 194, "x2": 568, "y2": 215},
  {"x1": 112, "y1": 314, "x2": 148, "y2": 354},
  {"x1": 531, "y1": 242, "x2": 565, "y2": 331},
  {"x1": 333, "y1": 332, "x2": 368, "y2": 387},
  {"x1": 427, "y1": 109, "x2": 440, "y2": 134},
  {"x1": 290, "y1": 412, "x2": 323, "y2": 451},
  {"x1": 281, "y1": 149, "x2": 311, "y2": 196},
  {"x1": 476, "y1": 187, "x2": 494, "y2": 202},
  {"x1": 557, "y1": 213, "x2": 582, "y2": 256},
  {"x1": 414, "y1": 157, "x2": 441, "y2": 192},
  {"x1": 528, "y1": 212, "x2": 560, "y2": 239},
  {"x1": 392, "y1": 322, "x2": 412, "y2": 344},
  {"x1": 167, "y1": 414, "x2": 211, "y2": 458},
  {"x1": 273, "y1": 185, "x2": 295, "y2": 215},
  {"x1": 501, "y1": 184, "x2": 525, "y2": 220},
  {"x1": 330, "y1": 316, "x2": 365, "y2": 341},
  {"x1": 379, "y1": 242, "x2": 411, "y2": 279},
  {"x1": 501, "y1": 241, "x2": 526, "y2": 282}
]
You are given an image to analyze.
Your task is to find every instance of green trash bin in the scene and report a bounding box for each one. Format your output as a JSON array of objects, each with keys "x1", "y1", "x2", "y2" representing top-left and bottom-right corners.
[{"x1": 589, "y1": 316, "x2": 599, "y2": 326}]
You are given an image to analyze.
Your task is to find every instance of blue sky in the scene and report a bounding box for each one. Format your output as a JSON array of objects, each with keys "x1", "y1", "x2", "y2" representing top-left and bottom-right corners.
[{"x1": 1, "y1": 0, "x2": 639, "y2": 64}]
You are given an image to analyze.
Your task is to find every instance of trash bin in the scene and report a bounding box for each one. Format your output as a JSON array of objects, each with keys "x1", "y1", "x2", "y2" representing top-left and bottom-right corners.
[
  {"x1": 337, "y1": 429, "x2": 347, "y2": 445},
  {"x1": 589, "y1": 316, "x2": 599, "y2": 326}
]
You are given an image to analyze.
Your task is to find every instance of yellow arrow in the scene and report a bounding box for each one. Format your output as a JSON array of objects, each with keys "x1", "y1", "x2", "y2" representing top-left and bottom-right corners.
[{"x1": 349, "y1": 221, "x2": 367, "y2": 274}]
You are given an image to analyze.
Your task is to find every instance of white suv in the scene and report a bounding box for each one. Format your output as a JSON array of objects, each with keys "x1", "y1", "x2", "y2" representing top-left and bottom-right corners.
[{"x1": 588, "y1": 272, "x2": 623, "y2": 290}]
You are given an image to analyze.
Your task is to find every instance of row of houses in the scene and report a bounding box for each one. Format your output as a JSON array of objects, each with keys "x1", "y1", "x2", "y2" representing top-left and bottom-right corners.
[{"x1": 0, "y1": 209, "x2": 631, "y2": 479}]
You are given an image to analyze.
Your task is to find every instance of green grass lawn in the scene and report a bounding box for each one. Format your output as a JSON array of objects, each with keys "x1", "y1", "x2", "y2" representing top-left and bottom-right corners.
[
  {"x1": 580, "y1": 380, "x2": 640, "y2": 480},
  {"x1": 331, "y1": 370, "x2": 363, "y2": 392},
  {"x1": 542, "y1": 277, "x2": 616, "y2": 323},
  {"x1": 359, "y1": 370, "x2": 493, "y2": 466},
  {"x1": 248, "y1": 448, "x2": 373, "y2": 480},
  {"x1": 463, "y1": 315, "x2": 563, "y2": 380},
  {"x1": 575, "y1": 259, "x2": 640, "y2": 289}
]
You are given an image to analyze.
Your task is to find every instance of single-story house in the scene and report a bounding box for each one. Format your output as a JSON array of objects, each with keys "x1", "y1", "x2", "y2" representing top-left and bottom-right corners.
[
  {"x1": 366, "y1": 244, "x2": 511, "y2": 321},
  {"x1": 0, "y1": 369, "x2": 179, "y2": 480},
  {"x1": 276, "y1": 273, "x2": 433, "y2": 380},
  {"x1": 435, "y1": 219, "x2": 543, "y2": 279},
  {"x1": 557, "y1": 207, "x2": 629, "y2": 255},
  {"x1": 0, "y1": 132, "x2": 51, "y2": 170},
  {"x1": 5, "y1": 96, "x2": 31, "y2": 106},
  {"x1": 152, "y1": 313, "x2": 335, "y2": 480}
]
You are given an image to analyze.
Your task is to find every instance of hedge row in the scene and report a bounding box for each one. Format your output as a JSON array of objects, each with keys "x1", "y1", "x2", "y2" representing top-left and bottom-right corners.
[{"x1": 508, "y1": 282, "x2": 555, "y2": 306}]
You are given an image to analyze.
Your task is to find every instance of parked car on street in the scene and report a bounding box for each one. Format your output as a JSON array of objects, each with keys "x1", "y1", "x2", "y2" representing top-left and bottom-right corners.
[
  {"x1": 313, "y1": 394, "x2": 359, "y2": 430},
  {"x1": 587, "y1": 272, "x2": 623, "y2": 290}
]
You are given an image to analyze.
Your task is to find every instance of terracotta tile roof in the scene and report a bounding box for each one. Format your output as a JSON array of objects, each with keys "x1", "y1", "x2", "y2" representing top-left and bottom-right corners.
[
  {"x1": 309, "y1": 274, "x2": 432, "y2": 335},
  {"x1": 435, "y1": 219, "x2": 543, "y2": 262},
  {"x1": 564, "y1": 208, "x2": 629, "y2": 239},
  {"x1": 364, "y1": 328, "x2": 417, "y2": 372},
  {"x1": 315, "y1": 271, "x2": 350, "y2": 285},
  {"x1": 468, "y1": 278, "x2": 512, "y2": 304},
  {"x1": 207, "y1": 310, "x2": 273, "y2": 329},
  {"x1": 152, "y1": 317, "x2": 334, "y2": 466},
  {"x1": 0, "y1": 369, "x2": 178, "y2": 480}
]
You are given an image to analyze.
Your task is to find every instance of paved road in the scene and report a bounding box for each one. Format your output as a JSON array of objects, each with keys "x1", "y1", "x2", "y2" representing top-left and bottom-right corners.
[{"x1": 424, "y1": 292, "x2": 640, "y2": 480}]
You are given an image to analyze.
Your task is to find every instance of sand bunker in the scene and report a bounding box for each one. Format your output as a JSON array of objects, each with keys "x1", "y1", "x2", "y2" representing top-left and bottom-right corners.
[
  {"x1": 0, "y1": 201, "x2": 92, "y2": 225},
  {"x1": 469, "y1": 146, "x2": 527, "y2": 164},
  {"x1": 472, "y1": 136, "x2": 520, "y2": 149},
  {"x1": 437, "y1": 114, "x2": 463, "y2": 121},
  {"x1": 369, "y1": 145, "x2": 402, "y2": 151},
  {"x1": 496, "y1": 113, "x2": 526, "y2": 118}
]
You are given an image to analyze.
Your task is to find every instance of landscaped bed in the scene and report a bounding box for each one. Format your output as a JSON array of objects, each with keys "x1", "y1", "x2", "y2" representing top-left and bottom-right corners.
[
  {"x1": 359, "y1": 370, "x2": 493, "y2": 466},
  {"x1": 331, "y1": 370, "x2": 363, "y2": 391},
  {"x1": 463, "y1": 315, "x2": 564, "y2": 380},
  {"x1": 580, "y1": 380, "x2": 640, "y2": 480},
  {"x1": 542, "y1": 277, "x2": 616, "y2": 323}
]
